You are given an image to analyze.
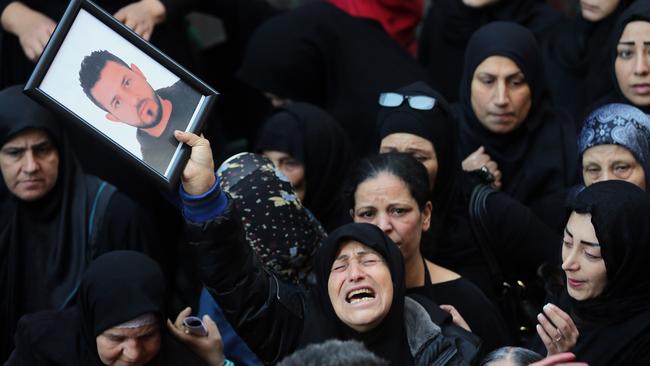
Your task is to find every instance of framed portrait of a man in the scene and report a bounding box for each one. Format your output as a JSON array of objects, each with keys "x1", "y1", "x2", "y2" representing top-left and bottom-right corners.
[{"x1": 24, "y1": 0, "x2": 217, "y2": 189}]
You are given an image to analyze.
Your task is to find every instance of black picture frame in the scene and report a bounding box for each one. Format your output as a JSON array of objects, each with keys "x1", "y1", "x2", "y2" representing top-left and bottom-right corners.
[{"x1": 24, "y1": 0, "x2": 217, "y2": 189}]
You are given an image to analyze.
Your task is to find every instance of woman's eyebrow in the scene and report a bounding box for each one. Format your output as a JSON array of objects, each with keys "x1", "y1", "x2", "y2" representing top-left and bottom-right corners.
[
  {"x1": 618, "y1": 41, "x2": 650, "y2": 45},
  {"x1": 581, "y1": 240, "x2": 600, "y2": 247}
]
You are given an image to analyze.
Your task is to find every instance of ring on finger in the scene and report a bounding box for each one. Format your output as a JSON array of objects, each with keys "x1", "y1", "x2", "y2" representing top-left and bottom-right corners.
[{"x1": 553, "y1": 328, "x2": 563, "y2": 343}]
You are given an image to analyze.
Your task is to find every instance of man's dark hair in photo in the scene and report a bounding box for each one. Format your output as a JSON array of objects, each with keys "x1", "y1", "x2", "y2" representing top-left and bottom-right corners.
[{"x1": 79, "y1": 50, "x2": 129, "y2": 110}]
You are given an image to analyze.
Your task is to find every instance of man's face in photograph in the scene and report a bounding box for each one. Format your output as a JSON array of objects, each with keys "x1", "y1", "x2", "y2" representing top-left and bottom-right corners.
[{"x1": 90, "y1": 61, "x2": 163, "y2": 128}]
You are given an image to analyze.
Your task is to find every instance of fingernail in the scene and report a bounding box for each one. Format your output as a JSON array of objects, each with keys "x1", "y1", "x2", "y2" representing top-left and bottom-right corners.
[
  {"x1": 544, "y1": 303, "x2": 552, "y2": 310},
  {"x1": 537, "y1": 313, "x2": 543, "y2": 320}
]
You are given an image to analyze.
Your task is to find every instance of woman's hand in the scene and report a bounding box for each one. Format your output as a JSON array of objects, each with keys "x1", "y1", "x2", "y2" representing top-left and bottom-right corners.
[
  {"x1": 113, "y1": 0, "x2": 166, "y2": 40},
  {"x1": 440, "y1": 304, "x2": 471, "y2": 332},
  {"x1": 536, "y1": 303, "x2": 579, "y2": 356},
  {"x1": 1, "y1": 2, "x2": 56, "y2": 61},
  {"x1": 166, "y1": 307, "x2": 225, "y2": 366},
  {"x1": 175, "y1": 131, "x2": 216, "y2": 196},
  {"x1": 462, "y1": 146, "x2": 502, "y2": 189}
]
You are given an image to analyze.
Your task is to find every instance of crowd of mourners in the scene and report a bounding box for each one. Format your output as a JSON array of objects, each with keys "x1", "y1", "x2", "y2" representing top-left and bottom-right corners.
[{"x1": 3, "y1": 0, "x2": 650, "y2": 365}]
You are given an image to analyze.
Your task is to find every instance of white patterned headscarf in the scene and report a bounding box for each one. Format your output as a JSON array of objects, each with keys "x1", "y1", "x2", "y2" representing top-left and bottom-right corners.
[{"x1": 579, "y1": 103, "x2": 650, "y2": 178}]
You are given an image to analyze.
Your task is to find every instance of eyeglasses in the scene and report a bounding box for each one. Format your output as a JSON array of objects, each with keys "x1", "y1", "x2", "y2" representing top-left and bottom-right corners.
[{"x1": 378, "y1": 92, "x2": 436, "y2": 110}]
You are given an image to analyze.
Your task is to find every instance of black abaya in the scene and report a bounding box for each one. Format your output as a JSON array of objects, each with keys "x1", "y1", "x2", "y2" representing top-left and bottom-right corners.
[
  {"x1": 237, "y1": 1, "x2": 429, "y2": 155},
  {"x1": 7, "y1": 251, "x2": 206, "y2": 366},
  {"x1": 543, "y1": 1, "x2": 633, "y2": 121},
  {"x1": 591, "y1": 0, "x2": 650, "y2": 115},
  {"x1": 418, "y1": 0, "x2": 561, "y2": 103},
  {"x1": 0, "y1": 86, "x2": 156, "y2": 361},
  {"x1": 561, "y1": 181, "x2": 650, "y2": 365},
  {"x1": 454, "y1": 21, "x2": 578, "y2": 231},
  {"x1": 255, "y1": 103, "x2": 353, "y2": 232},
  {"x1": 376, "y1": 81, "x2": 561, "y2": 338}
]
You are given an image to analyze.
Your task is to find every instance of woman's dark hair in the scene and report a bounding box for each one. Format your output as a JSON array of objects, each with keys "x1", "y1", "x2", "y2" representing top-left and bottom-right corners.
[
  {"x1": 480, "y1": 347, "x2": 543, "y2": 366},
  {"x1": 344, "y1": 152, "x2": 430, "y2": 212}
]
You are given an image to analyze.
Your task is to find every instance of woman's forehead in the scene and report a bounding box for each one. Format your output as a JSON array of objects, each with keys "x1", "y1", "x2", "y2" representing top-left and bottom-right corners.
[{"x1": 334, "y1": 241, "x2": 380, "y2": 259}]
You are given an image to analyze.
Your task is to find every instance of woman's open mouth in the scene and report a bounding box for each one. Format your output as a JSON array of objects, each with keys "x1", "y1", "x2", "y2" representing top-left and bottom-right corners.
[{"x1": 346, "y1": 287, "x2": 376, "y2": 305}]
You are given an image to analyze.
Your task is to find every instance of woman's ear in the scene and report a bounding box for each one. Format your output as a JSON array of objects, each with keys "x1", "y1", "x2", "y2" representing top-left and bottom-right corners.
[{"x1": 422, "y1": 201, "x2": 433, "y2": 232}]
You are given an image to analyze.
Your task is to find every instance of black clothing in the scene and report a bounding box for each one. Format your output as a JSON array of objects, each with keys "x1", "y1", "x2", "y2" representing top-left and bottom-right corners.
[
  {"x1": 557, "y1": 181, "x2": 650, "y2": 365},
  {"x1": 136, "y1": 80, "x2": 201, "y2": 175},
  {"x1": 543, "y1": 1, "x2": 632, "y2": 121},
  {"x1": 188, "y1": 207, "x2": 479, "y2": 365},
  {"x1": 377, "y1": 81, "x2": 459, "y2": 239},
  {"x1": 418, "y1": 0, "x2": 561, "y2": 103},
  {"x1": 0, "y1": 86, "x2": 155, "y2": 362},
  {"x1": 407, "y1": 264, "x2": 512, "y2": 354},
  {"x1": 0, "y1": 0, "x2": 194, "y2": 89},
  {"x1": 254, "y1": 103, "x2": 353, "y2": 232},
  {"x1": 592, "y1": 0, "x2": 650, "y2": 115},
  {"x1": 8, "y1": 251, "x2": 205, "y2": 366},
  {"x1": 376, "y1": 81, "x2": 561, "y2": 295},
  {"x1": 237, "y1": 1, "x2": 429, "y2": 155},
  {"x1": 455, "y1": 21, "x2": 577, "y2": 231}
]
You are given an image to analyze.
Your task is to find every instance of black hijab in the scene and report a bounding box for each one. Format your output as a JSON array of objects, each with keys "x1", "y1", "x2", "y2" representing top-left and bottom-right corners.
[
  {"x1": 237, "y1": 1, "x2": 429, "y2": 155},
  {"x1": 456, "y1": 22, "x2": 577, "y2": 222},
  {"x1": 566, "y1": 180, "x2": 650, "y2": 324},
  {"x1": 563, "y1": 180, "x2": 650, "y2": 363},
  {"x1": 255, "y1": 103, "x2": 353, "y2": 231},
  {"x1": 78, "y1": 250, "x2": 166, "y2": 364},
  {"x1": 417, "y1": 0, "x2": 560, "y2": 102},
  {"x1": 602, "y1": 0, "x2": 650, "y2": 114},
  {"x1": 543, "y1": 0, "x2": 631, "y2": 121},
  {"x1": 305, "y1": 222, "x2": 412, "y2": 365},
  {"x1": 10, "y1": 251, "x2": 172, "y2": 365},
  {"x1": 0, "y1": 85, "x2": 95, "y2": 360},
  {"x1": 376, "y1": 81, "x2": 464, "y2": 260}
]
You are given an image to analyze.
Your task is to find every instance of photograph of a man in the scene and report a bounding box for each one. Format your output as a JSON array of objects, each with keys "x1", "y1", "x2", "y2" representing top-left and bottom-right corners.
[{"x1": 78, "y1": 50, "x2": 201, "y2": 175}]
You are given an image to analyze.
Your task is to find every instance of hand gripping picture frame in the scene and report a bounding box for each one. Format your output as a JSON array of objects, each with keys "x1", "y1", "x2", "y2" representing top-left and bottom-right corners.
[{"x1": 24, "y1": 0, "x2": 218, "y2": 189}]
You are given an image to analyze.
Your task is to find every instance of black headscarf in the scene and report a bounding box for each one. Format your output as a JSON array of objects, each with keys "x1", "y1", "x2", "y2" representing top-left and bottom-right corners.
[
  {"x1": 255, "y1": 103, "x2": 353, "y2": 231},
  {"x1": 566, "y1": 180, "x2": 650, "y2": 324},
  {"x1": 417, "y1": 0, "x2": 560, "y2": 102},
  {"x1": 78, "y1": 251, "x2": 166, "y2": 364},
  {"x1": 563, "y1": 180, "x2": 650, "y2": 364},
  {"x1": 0, "y1": 85, "x2": 94, "y2": 360},
  {"x1": 237, "y1": 1, "x2": 429, "y2": 155},
  {"x1": 602, "y1": 0, "x2": 650, "y2": 114},
  {"x1": 455, "y1": 22, "x2": 577, "y2": 223},
  {"x1": 305, "y1": 222, "x2": 413, "y2": 365},
  {"x1": 376, "y1": 81, "x2": 465, "y2": 260},
  {"x1": 377, "y1": 81, "x2": 459, "y2": 217},
  {"x1": 543, "y1": 0, "x2": 631, "y2": 121},
  {"x1": 9, "y1": 251, "x2": 172, "y2": 365}
]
